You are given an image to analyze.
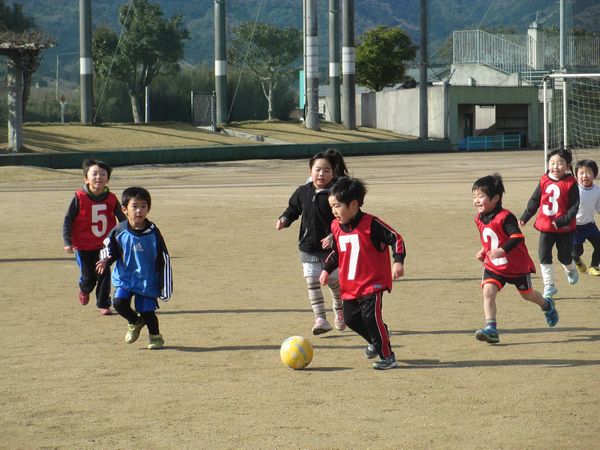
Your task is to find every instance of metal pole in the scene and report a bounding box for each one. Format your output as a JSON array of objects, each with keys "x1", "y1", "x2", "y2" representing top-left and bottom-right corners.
[
  {"x1": 79, "y1": 0, "x2": 93, "y2": 124},
  {"x1": 559, "y1": 0, "x2": 566, "y2": 71},
  {"x1": 543, "y1": 78, "x2": 548, "y2": 169},
  {"x1": 305, "y1": 0, "x2": 319, "y2": 130},
  {"x1": 419, "y1": 0, "x2": 428, "y2": 139},
  {"x1": 329, "y1": 0, "x2": 341, "y2": 123},
  {"x1": 215, "y1": 0, "x2": 228, "y2": 125},
  {"x1": 562, "y1": 77, "x2": 568, "y2": 149},
  {"x1": 342, "y1": 0, "x2": 356, "y2": 129},
  {"x1": 145, "y1": 85, "x2": 150, "y2": 123}
]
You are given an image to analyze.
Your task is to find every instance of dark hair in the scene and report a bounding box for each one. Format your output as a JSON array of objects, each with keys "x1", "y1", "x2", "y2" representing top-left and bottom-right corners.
[
  {"x1": 330, "y1": 176, "x2": 367, "y2": 207},
  {"x1": 547, "y1": 148, "x2": 573, "y2": 167},
  {"x1": 309, "y1": 148, "x2": 348, "y2": 177},
  {"x1": 83, "y1": 159, "x2": 112, "y2": 180},
  {"x1": 324, "y1": 148, "x2": 349, "y2": 177},
  {"x1": 575, "y1": 159, "x2": 599, "y2": 178},
  {"x1": 121, "y1": 186, "x2": 152, "y2": 210},
  {"x1": 472, "y1": 174, "x2": 505, "y2": 205}
]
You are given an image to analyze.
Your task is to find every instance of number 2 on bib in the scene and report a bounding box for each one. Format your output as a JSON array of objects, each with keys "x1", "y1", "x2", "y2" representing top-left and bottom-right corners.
[{"x1": 482, "y1": 228, "x2": 508, "y2": 266}]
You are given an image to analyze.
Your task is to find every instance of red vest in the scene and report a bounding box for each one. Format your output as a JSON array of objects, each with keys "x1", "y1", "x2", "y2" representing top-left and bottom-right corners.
[
  {"x1": 72, "y1": 189, "x2": 119, "y2": 250},
  {"x1": 332, "y1": 213, "x2": 393, "y2": 300},
  {"x1": 534, "y1": 174, "x2": 577, "y2": 233},
  {"x1": 475, "y1": 209, "x2": 536, "y2": 277}
]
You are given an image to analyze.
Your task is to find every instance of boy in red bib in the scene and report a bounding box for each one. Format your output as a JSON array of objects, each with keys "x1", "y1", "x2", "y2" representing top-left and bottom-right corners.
[
  {"x1": 320, "y1": 177, "x2": 405, "y2": 370},
  {"x1": 63, "y1": 159, "x2": 125, "y2": 315},
  {"x1": 473, "y1": 174, "x2": 558, "y2": 344}
]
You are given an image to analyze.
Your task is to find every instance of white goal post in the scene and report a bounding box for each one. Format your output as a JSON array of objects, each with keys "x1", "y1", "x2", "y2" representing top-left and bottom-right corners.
[{"x1": 543, "y1": 73, "x2": 600, "y2": 162}]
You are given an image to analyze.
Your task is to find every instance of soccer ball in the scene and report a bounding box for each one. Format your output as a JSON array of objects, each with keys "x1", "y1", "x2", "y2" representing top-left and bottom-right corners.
[{"x1": 280, "y1": 335, "x2": 313, "y2": 369}]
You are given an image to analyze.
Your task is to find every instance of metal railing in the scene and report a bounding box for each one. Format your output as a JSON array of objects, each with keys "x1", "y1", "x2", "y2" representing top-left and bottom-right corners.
[{"x1": 453, "y1": 30, "x2": 528, "y2": 74}]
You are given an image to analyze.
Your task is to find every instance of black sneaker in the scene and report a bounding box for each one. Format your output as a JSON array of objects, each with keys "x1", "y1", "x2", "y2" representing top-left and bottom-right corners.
[
  {"x1": 372, "y1": 354, "x2": 398, "y2": 370},
  {"x1": 365, "y1": 344, "x2": 378, "y2": 359}
]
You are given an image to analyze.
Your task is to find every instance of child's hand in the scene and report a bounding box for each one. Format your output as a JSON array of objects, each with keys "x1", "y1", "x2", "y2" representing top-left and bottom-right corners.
[
  {"x1": 518, "y1": 219, "x2": 526, "y2": 227},
  {"x1": 321, "y1": 234, "x2": 333, "y2": 249},
  {"x1": 275, "y1": 218, "x2": 288, "y2": 230},
  {"x1": 96, "y1": 259, "x2": 108, "y2": 274},
  {"x1": 487, "y1": 248, "x2": 506, "y2": 260},
  {"x1": 476, "y1": 248, "x2": 485, "y2": 261},
  {"x1": 392, "y1": 262, "x2": 404, "y2": 279},
  {"x1": 551, "y1": 220, "x2": 559, "y2": 229},
  {"x1": 319, "y1": 270, "x2": 329, "y2": 286},
  {"x1": 64, "y1": 245, "x2": 76, "y2": 253}
]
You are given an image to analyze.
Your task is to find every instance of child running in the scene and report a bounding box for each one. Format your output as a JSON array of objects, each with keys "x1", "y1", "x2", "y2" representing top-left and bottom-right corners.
[
  {"x1": 473, "y1": 174, "x2": 559, "y2": 344},
  {"x1": 96, "y1": 187, "x2": 172, "y2": 350},
  {"x1": 276, "y1": 150, "x2": 349, "y2": 335},
  {"x1": 320, "y1": 177, "x2": 405, "y2": 370},
  {"x1": 62, "y1": 159, "x2": 125, "y2": 315},
  {"x1": 519, "y1": 148, "x2": 580, "y2": 298},
  {"x1": 572, "y1": 159, "x2": 600, "y2": 276}
]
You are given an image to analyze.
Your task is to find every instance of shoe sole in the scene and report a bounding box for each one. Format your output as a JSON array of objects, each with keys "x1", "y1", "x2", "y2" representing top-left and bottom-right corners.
[
  {"x1": 373, "y1": 362, "x2": 398, "y2": 370},
  {"x1": 312, "y1": 327, "x2": 332, "y2": 335},
  {"x1": 475, "y1": 330, "x2": 499, "y2": 344},
  {"x1": 334, "y1": 323, "x2": 347, "y2": 331}
]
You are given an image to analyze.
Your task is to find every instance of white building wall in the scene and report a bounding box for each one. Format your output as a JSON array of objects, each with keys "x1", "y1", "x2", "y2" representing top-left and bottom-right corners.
[{"x1": 450, "y1": 64, "x2": 521, "y2": 86}]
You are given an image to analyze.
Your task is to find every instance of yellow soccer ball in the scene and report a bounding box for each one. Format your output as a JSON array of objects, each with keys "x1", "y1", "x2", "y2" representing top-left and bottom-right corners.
[{"x1": 280, "y1": 336, "x2": 313, "y2": 369}]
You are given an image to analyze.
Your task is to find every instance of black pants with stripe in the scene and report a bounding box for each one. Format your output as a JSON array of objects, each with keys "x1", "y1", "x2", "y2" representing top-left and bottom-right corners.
[{"x1": 343, "y1": 291, "x2": 393, "y2": 359}]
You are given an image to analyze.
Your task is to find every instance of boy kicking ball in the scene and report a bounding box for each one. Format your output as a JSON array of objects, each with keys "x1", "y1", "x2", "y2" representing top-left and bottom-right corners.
[{"x1": 320, "y1": 177, "x2": 406, "y2": 370}]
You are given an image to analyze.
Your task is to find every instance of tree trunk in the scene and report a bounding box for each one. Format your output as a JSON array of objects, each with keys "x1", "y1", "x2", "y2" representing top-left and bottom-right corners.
[
  {"x1": 6, "y1": 56, "x2": 23, "y2": 152},
  {"x1": 129, "y1": 92, "x2": 142, "y2": 124},
  {"x1": 268, "y1": 82, "x2": 274, "y2": 121}
]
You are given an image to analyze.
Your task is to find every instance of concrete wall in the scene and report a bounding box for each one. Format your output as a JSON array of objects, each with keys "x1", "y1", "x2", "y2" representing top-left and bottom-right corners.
[
  {"x1": 450, "y1": 64, "x2": 522, "y2": 86},
  {"x1": 358, "y1": 86, "x2": 447, "y2": 139}
]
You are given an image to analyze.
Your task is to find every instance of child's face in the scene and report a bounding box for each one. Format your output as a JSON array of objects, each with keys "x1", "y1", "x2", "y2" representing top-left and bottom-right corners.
[
  {"x1": 577, "y1": 166, "x2": 596, "y2": 188},
  {"x1": 472, "y1": 188, "x2": 499, "y2": 215},
  {"x1": 547, "y1": 155, "x2": 568, "y2": 179},
  {"x1": 310, "y1": 158, "x2": 334, "y2": 189},
  {"x1": 329, "y1": 195, "x2": 359, "y2": 224},
  {"x1": 122, "y1": 197, "x2": 149, "y2": 229},
  {"x1": 84, "y1": 165, "x2": 109, "y2": 195}
]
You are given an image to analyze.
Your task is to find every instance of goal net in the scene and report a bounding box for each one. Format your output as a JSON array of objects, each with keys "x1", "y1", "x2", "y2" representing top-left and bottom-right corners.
[{"x1": 543, "y1": 73, "x2": 600, "y2": 157}]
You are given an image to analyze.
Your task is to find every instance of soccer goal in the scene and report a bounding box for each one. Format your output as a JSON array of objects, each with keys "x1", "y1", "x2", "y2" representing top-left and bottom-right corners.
[{"x1": 542, "y1": 73, "x2": 600, "y2": 160}]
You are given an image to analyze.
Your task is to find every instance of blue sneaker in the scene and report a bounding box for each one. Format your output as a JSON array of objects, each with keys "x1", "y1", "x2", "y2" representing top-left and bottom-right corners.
[
  {"x1": 543, "y1": 297, "x2": 559, "y2": 327},
  {"x1": 475, "y1": 326, "x2": 499, "y2": 344},
  {"x1": 543, "y1": 284, "x2": 558, "y2": 298},
  {"x1": 566, "y1": 269, "x2": 579, "y2": 285},
  {"x1": 372, "y1": 353, "x2": 398, "y2": 370}
]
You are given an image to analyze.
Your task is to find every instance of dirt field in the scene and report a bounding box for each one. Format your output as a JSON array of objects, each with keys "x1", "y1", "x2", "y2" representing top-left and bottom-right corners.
[{"x1": 1, "y1": 149, "x2": 599, "y2": 449}]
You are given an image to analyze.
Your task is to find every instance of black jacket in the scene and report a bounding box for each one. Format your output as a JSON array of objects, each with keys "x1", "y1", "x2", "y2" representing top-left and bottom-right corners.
[{"x1": 280, "y1": 182, "x2": 334, "y2": 253}]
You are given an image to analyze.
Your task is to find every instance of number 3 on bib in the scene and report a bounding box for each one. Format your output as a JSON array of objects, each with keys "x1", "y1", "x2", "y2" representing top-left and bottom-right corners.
[
  {"x1": 482, "y1": 228, "x2": 508, "y2": 266},
  {"x1": 338, "y1": 234, "x2": 360, "y2": 280}
]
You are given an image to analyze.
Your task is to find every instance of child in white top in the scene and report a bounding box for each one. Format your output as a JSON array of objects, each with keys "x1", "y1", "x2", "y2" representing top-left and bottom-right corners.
[{"x1": 572, "y1": 159, "x2": 600, "y2": 276}]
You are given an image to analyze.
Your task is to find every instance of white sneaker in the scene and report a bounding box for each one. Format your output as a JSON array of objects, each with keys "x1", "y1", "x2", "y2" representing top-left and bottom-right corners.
[
  {"x1": 566, "y1": 269, "x2": 579, "y2": 285},
  {"x1": 333, "y1": 309, "x2": 346, "y2": 331},
  {"x1": 312, "y1": 317, "x2": 332, "y2": 335}
]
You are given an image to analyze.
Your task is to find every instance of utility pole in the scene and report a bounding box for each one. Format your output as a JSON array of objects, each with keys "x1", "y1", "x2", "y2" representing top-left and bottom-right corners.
[
  {"x1": 559, "y1": 0, "x2": 566, "y2": 71},
  {"x1": 342, "y1": 0, "x2": 356, "y2": 130},
  {"x1": 305, "y1": 0, "x2": 319, "y2": 130},
  {"x1": 79, "y1": 0, "x2": 93, "y2": 124},
  {"x1": 329, "y1": 0, "x2": 341, "y2": 123},
  {"x1": 215, "y1": 0, "x2": 228, "y2": 125},
  {"x1": 419, "y1": 0, "x2": 428, "y2": 139}
]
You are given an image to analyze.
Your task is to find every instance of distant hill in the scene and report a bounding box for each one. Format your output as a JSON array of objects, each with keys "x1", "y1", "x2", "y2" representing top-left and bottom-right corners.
[{"x1": 15, "y1": 0, "x2": 600, "y2": 79}]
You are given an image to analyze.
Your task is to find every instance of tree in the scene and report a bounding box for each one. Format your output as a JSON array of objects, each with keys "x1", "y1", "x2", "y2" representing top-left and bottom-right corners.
[
  {"x1": 355, "y1": 26, "x2": 417, "y2": 92},
  {"x1": 92, "y1": 0, "x2": 189, "y2": 123},
  {"x1": 228, "y1": 22, "x2": 302, "y2": 121}
]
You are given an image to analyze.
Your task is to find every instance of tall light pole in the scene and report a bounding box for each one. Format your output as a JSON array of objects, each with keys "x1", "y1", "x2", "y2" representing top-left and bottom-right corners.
[
  {"x1": 342, "y1": 0, "x2": 356, "y2": 129},
  {"x1": 79, "y1": 0, "x2": 93, "y2": 124},
  {"x1": 419, "y1": 0, "x2": 428, "y2": 139},
  {"x1": 215, "y1": 0, "x2": 227, "y2": 125},
  {"x1": 329, "y1": 0, "x2": 341, "y2": 123},
  {"x1": 305, "y1": 0, "x2": 319, "y2": 130}
]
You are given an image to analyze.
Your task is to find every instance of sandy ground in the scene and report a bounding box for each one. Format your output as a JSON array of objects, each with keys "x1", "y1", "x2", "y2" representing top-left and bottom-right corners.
[{"x1": 1, "y1": 150, "x2": 599, "y2": 449}]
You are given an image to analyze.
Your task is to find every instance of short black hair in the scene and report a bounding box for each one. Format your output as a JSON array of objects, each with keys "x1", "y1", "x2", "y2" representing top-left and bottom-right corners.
[
  {"x1": 472, "y1": 173, "x2": 505, "y2": 205},
  {"x1": 329, "y1": 176, "x2": 367, "y2": 207},
  {"x1": 83, "y1": 159, "x2": 113, "y2": 180},
  {"x1": 121, "y1": 186, "x2": 151, "y2": 210},
  {"x1": 575, "y1": 159, "x2": 599, "y2": 178},
  {"x1": 547, "y1": 148, "x2": 573, "y2": 166}
]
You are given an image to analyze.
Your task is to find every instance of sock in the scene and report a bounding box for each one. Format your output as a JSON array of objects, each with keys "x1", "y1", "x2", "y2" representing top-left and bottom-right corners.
[
  {"x1": 562, "y1": 262, "x2": 576, "y2": 273},
  {"x1": 486, "y1": 319, "x2": 497, "y2": 330},
  {"x1": 306, "y1": 276, "x2": 326, "y2": 318},
  {"x1": 327, "y1": 278, "x2": 343, "y2": 313},
  {"x1": 542, "y1": 299, "x2": 551, "y2": 311},
  {"x1": 540, "y1": 263, "x2": 555, "y2": 286}
]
